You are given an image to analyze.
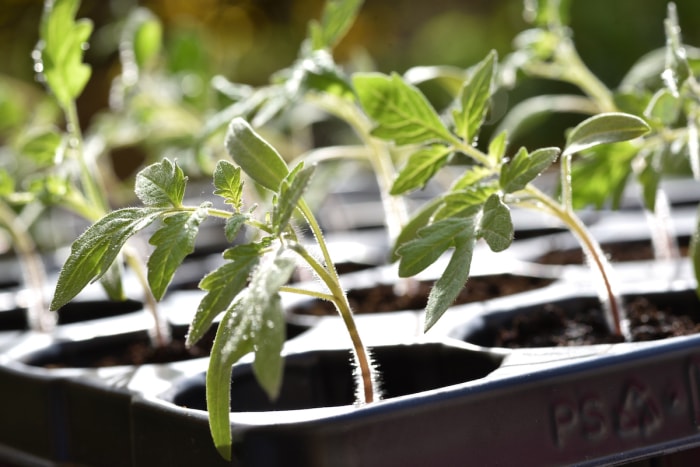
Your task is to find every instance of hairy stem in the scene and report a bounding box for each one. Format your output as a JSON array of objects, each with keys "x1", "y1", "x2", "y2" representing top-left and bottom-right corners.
[{"x1": 296, "y1": 200, "x2": 377, "y2": 403}]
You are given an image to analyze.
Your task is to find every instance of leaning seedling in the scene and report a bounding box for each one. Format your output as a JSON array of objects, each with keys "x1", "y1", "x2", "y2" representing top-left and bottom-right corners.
[
  {"x1": 352, "y1": 51, "x2": 650, "y2": 339},
  {"x1": 51, "y1": 117, "x2": 379, "y2": 460}
]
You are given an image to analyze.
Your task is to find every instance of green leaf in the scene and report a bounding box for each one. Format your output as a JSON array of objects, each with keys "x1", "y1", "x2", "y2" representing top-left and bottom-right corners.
[
  {"x1": 397, "y1": 217, "x2": 473, "y2": 277},
  {"x1": 37, "y1": 0, "x2": 93, "y2": 109},
  {"x1": 213, "y1": 160, "x2": 243, "y2": 209},
  {"x1": 391, "y1": 197, "x2": 442, "y2": 262},
  {"x1": 391, "y1": 145, "x2": 452, "y2": 195},
  {"x1": 290, "y1": 50, "x2": 355, "y2": 99},
  {"x1": 478, "y1": 194, "x2": 513, "y2": 252},
  {"x1": 563, "y1": 113, "x2": 650, "y2": 157},
  {"x1": 98, "y1": 260, "x2": 125, "y2": 302},
  {"x1": 487, "y1": 130, "x2": 508, "y2": 167},
  {"x1": 0, "y1": 169, "x2": 15, "y2": 196},
  {"x1": 225, "y1": 117, "x2": 289, "y2": 192},
  {"x1": 434, "y1": 184, "x2": 497, "y2": 221},
  {"x1": 186, "y1": 243, "x2": 261, "y2": 346},
  {"x1": 206, "y1": 296, "x2": 255, "y2": 461},
  {"x1": 273, "y1": 163, "x2": 315, "y2": 235},
  {"x1": 206, "y1": 251, "x2": 295, "y2": 461},
  {"x1": 132, "y1": 11, "x2": 162, "y2": 69},
  {"x1": 453, "y1": 50, "x2": 497, "y2": 143},
  {"x1": 225, "y1": 213, "x2": 248, "y2": 243},
  {"x1": 135, "y1": 158, "x2": 187, "y2": 208},
  {"x1": 308, "y1": 0, "x2": 364, "y2": 51},
  {"x1": 500, "y1": 147, "x2": 559, "y2": 193},
  {"x1": 644, "y1": 89, "x2": 681, "y2": 126},
  {"x1": 451, "y1": 166, "x2": 494, "y2": 191},
  {"x1": 18, "y1": 128, "x2": 62, "y2": 166},
  {"x1": 51, "y1": 207, "x2": 161, "y2": 310},
  {"x1": 570, "y1": 143, "x2": 637, "y2": 210},
  {"x1": 353, "y1": 72, "x2": 454, "y2": 145},
  {"x1": 424, "y1": 232, "x2": 475, "y2": 331},
  {"x1": 148, "y1": 205, "x2": 209, "y2": 301}
]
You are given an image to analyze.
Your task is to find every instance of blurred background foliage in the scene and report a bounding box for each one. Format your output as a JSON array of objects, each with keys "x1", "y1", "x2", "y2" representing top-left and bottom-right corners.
[{"x1": 2, "y1": 0, "x2": 700, "y2": 174}]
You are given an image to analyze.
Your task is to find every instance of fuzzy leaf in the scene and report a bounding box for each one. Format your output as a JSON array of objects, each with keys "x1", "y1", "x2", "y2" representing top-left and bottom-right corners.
[
  {"x1": 135, "y1": 158, "x2": 187, "y2": 208},
  {"x1": 226, "y1": 117, "x2": 289, "y2": 192},
  {"x1": 51, "y1": 207, "x2": 160, "y2": 310},
  {"x1": 308, "y1": 0, "x2": 364, "y2": 50},
  {"x1": 148, "y1": 205, "x2": 209, "y2": 301},
  {"x1": 397, "y1": 217, "x2": 473, "y2": 277},
  {"x1": 500, "y1": 147, "x2": 559, "y2": 193},
  {"x1": 225, "y1": 213, "x2": 248, "y2": 243},
  {"x1": 186, "y1": 244, "x2": 261, "y2": 346},
  {"x1": 213, "y1": 160, "x2": 243, "y2": 209},
  {"x1": 353, "y1": 72, "x2": 454, "y2": 145},
  {"x1": 453, "y1": 50, "x2": 497, "y2": 143},
  {"x1": 391, "y1": 197, "x2": 442, "y2": 262},
  {"x1": 391, "y1": 145, "x2": 452, "y2": 195},
  {"x1": 206, "y1": 251, "x2": 295, "y2": 461},
  {"x1": 424, "y1": 232, "x2": 475, "y2": 331},
  {"x1": 273, "y1": 163, "x2": 315, "y2": 235},
  {"x1": 478, "y1": 194, "x2": 513, "y2": 252},
  {"x1": 434, "y1": 184, "x2": 497, "y2": 221},
  {"x1": 563, "y1": 113, "x2": 650, "y2": 157},
  {"x1": 37, "y1": 0, "x2": 93, "y2": 108}
]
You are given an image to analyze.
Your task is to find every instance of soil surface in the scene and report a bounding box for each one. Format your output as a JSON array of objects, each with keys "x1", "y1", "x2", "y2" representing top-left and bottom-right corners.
[
  {"x1": 493, "y1": 296, "x2": 700, "y2": 348},
  {"x1": 536, "y1": 237, "x2": 690, "y2": 265},
  {"x1": 290, "y1": 274, "x2": 555, "y2": 316}
]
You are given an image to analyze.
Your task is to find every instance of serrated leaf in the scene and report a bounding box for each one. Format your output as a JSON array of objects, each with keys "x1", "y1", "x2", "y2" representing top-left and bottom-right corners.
[
  {"x1": 397, "y1": 217, "x2": 473, "y2": 277},
  {"x1": 500, "y1": 146, "x2": 559, "y2": 193},
  {"x1": 453, "y1": 50, "x2": 497, "y2": 143},
  {"x1": 424, "y1": 232, "x2": 475, "y2": 331},
  {"x1": 51, "y1": 207, "x2": 161, "y2": 310},
  {"x1": 309, "y1": 0, "x2": 364, "y2": 51},
  {"x1": 225, "y1": 213, "x2": 248, "y2": 242},
  {"x1": 391, "y1": 145, "x2": 452, "y2": 195},
  {"x1": 391, "y1": 197, "x2": 442, "y2": 262},
  {"x1": 563, "y1": 113, "x2": 650, "y2": 157},
  {"x1": 226, "y1": 117, "x2": 289, "y2": 192},
  {"x1": 135, "y1": 158, "x2": 187, "y2": 208},
  {"x1": 478, "y1": 194, "x2": 513, "y2": 252},
  {"x1": 353, "y1": 72, "x2": 454, "y2": 145},
  {"x1": 434, "y1": 184, "x2": 497, "y2": 221},
  {"x1": 451, "y1": 166, "x2": 494, "y2": 191},
  {"x1": 488, "y1": 130, "x2": 508, "y2": 166},
  {"x1": 37, "y1": 0, "x2": 93, "y2": 109},
  {"x1": 213, "y1": 160, "x2": 243, "y2": 209},
  {"x1": 148, "y1": 205, "x2": 209, "y2": 300},
  {"x1": 273, "y1": 163, "x2": 315, "y2": 235},
  {"x1": 186, "y1": 243, "x2": 261, "y2": 346},
  {"x1": 206, "y1": 251, "x2": 295, "y2": 461}
]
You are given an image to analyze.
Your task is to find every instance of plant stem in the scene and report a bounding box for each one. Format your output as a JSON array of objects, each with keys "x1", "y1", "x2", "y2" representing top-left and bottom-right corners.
[
  {"x1": 518, "y1": 184, "x2": 629, "y2": 339},
  {"x1": 296, "y1": 199, "x2": 377, "y2": 404},
  {"x1": 0, "y1": 201, "x2": 53, "y2": 332}
]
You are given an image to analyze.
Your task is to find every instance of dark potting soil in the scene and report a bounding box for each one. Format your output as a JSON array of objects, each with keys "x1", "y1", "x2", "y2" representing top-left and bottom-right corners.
[
  {"x1": 291, "y1": 274, "x2": 555, "y2": 316},
  {"x1": 536, "y1": 237, "x2": 690, "y2": 265},
  {"x1": 494, "y1": 297, "x2": 700, "y2": 348}
]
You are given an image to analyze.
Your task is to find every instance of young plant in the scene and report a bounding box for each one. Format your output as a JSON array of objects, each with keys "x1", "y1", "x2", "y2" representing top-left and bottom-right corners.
[
  {"x1": 51, "y1": 117, "x2": 379, "y2": 460},
  {"x1": 502, "y1": 1, "x2": 700, "y2": 267},
  {"x1": 351, "y1": 51, "x2": 650, "y2": 339}
]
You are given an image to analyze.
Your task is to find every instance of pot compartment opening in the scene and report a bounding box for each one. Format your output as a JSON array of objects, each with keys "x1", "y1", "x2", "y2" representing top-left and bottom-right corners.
[
  {"x1": 171, "y1": 343, "x2": 504, "y2": 412},
  {"x1": 458, "y1": 288, "x2": 700, "y2": 348},
  {"x1": 290, "y1": 274, "x2": 554, "y2": 317}
]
